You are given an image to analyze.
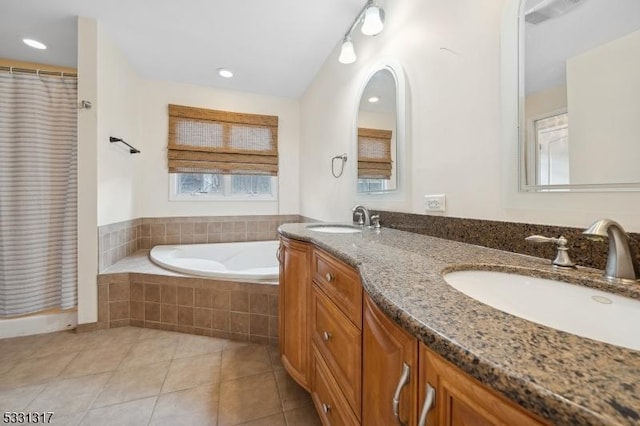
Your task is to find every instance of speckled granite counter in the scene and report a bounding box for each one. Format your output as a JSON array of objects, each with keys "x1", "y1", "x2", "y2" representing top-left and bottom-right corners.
[{"x1": 278, "y1": 223, "x2": 640, "y2": 426}]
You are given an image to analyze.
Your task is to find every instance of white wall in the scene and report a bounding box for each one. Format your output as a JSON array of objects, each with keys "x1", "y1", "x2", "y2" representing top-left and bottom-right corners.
[
  {"x1": 77, "y1": 17, "x2": 98, "y2": 324},
  {"x1": 96, "y1": 27, "x2": 140, "y2": 226},
  {"x1": 566, "y1": 29, "x2": 640, "y2": 185},
  {"x1": 300, "y1": 0, "x2": 640, "y2": 232},
  {"x1": 135, "y1": 79, "x2": 300, "y2": 218}
]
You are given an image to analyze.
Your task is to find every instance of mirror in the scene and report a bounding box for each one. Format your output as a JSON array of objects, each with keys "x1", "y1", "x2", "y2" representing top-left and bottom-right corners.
[
  {"x1": 357, "y1": 66, "x2": 398, "y2": 194},
  {"x1": 519, "y1": 0, "x2": 640, "y2": 191}
]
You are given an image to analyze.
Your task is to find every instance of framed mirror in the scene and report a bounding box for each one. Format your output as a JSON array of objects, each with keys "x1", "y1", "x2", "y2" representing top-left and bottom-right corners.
[
  {"x1": 355, "y1": 62, "x2": 406, "y2": 196},
  {"x1": 519, "y1": 0, "x2": 640, "y2": 192}
]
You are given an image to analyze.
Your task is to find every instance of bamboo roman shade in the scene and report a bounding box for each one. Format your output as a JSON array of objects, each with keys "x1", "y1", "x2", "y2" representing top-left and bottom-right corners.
[
  {"x1": 358, "y1": 127, "x2": 392, "y2": 179},
  {"x1": 168, "y1": 104, "x2": 279, "y2": 175}
]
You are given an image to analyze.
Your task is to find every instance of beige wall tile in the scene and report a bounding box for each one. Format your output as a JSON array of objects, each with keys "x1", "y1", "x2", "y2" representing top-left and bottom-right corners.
[
  {"x1": 161, "y1": 304, "x2": 177, "y2": 324},
  {"x1": 230, "y1": 312, "x2": 249, "y2": 334},
  {"x1": 180, "y1": 223, "x2": 194, "y2": 235},
  {"x1": 230, "y1": 291, "x2": 249, "y2": 312},
  {"x1": 212, "y1": 290, "x2": 230, "y2": 310},
  {"x1": 193, "y1": 308, "x2": 213, "y2": 329},
  {"x1": 144, "y1": 284, "x2": 161, "y2": 303},
  {"x1": 212, "y1": 310, "x2": 229, "y2": 332},
  {"x1": 195, "y1": 223, "x2": 208, "y2": 235},
  {"x1": 194, "y1": 288, "x2": 212, "y2": 308},
  {"x1": 131, "y1": 282, "x2": 143, "y2": 301},
  {"x1": 161, "y1": 285, "x2": 177, "y2": 305},
  {"x1": 268, "y1": 295, "x2": 279, "y2": 316},
  {"x1": 177, "y1": 287, "x2": 194, "y2": 306},
  {"x1": 166, "y1": 235, "x2": 181, "y2": 245},
  {"x1": 166, "y1": 223, "x2": 181, "y2": 236},
  {"x1": 130, "y1": 301, "x2": 144, "y2": 321},
  {"x1": 178, "y1": 306, "x2": 194, "y2": 326},
  {"x1": 109, "y1": 301, "x2": 129, "y2": 321},
  {"x1": 269, "y1": 316, "x2": 279, "y2": 338},
  {"x1": 109, "y1": 282, "x2": 129, "y2": 301},
  {"x1": 145, "y1": 303, "x2": 161, "y2": 322},
  {"x1": 249, "y1": 293, "x2": 269, "y2": 314},
  {"x1": 150, "y1": 224, "x2": 166, "y2": 236},
  {"x1": 250, "y1": 314, "x2": 269, "y2": 337}
]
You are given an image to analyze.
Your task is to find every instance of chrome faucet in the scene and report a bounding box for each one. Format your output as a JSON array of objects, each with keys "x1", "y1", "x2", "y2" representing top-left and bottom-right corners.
[
  {"x1": 583, "y1": 219, "x2": 638, "y2": 283},
  {"x1": 352, "y1": 205, "x2": 371, "y2": 227}
]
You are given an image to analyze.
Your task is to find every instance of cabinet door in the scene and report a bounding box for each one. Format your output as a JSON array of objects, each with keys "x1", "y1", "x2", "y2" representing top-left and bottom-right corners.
[
  {"x1": 419, "y1": 344, "x2": 547, "y2": 426},
  {"x1": 363, "y1": 294, "x2": 418, "y2": 426},
  {"x1": 279, "y1": 237, "x2": 312, "y2": 391}
]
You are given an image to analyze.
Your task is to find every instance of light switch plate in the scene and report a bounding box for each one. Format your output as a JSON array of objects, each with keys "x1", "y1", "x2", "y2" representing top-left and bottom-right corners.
[{"x1": 425, "y1": 194, "x2": 446, "y2": 212}]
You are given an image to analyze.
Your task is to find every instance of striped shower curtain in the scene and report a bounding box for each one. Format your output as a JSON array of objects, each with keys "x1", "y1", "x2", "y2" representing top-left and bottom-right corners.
[{"x1": 0, "y1": 71, "x2": 78, "y2": 317}]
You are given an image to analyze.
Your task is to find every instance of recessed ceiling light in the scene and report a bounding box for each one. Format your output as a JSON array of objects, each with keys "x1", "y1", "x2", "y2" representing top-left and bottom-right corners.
[
  {"x1": 23, "y1": 38, "x2": 47, "y2": 50},
  {"x1": 368, "y1": 96, "x2": 380, "y2": 103},
  {"x1": 217, "y1": 68, "x2": 234, "y2": 78}
]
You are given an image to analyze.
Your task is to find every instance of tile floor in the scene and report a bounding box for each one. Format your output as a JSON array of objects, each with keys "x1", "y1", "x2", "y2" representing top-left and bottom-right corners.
[{"x1": 0, "y1": 327, "x2": 321, "y2": 425}]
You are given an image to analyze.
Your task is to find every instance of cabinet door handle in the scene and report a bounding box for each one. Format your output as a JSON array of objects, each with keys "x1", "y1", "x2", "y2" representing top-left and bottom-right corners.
[
  {"x1": 325, "y1": 272, "x2": 334, "y2": 282},
  {"x1": 418, "y1": 383, "x2": 436, "y2": 426},
  {"x1": 322, "y1": 403, "x2": 332, "y2": 414},
  {"x1": 322, "y1": 331, "x2": 332, "y2": 341},
  {"x1": 392, "y1": 362, "x2": 411, "y2": 426}
]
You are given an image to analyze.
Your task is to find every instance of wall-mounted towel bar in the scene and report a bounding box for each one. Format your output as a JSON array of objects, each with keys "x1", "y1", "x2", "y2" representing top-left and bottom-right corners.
[{"x1": 109, "y1": 136, "x2": 141, "y2": 154}]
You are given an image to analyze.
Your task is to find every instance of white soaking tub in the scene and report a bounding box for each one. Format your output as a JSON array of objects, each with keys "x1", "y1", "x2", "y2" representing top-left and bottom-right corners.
[{"x1": 150, "y1": 240, "x2": 279, "y2": 282}]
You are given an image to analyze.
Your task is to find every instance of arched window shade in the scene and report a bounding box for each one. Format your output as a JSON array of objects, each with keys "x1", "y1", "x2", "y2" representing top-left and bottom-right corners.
[
  {"x1": 168, "y1": 104, "x2": 279, "y2": 175},
  {"x1": 358, "y1": 127, "x2": 392, "y2": 179}
]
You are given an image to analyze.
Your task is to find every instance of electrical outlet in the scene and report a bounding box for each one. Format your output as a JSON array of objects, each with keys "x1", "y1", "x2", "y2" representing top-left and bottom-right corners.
[{"x1": 424, "y1": 194, "x2": 446, "y2": 212}]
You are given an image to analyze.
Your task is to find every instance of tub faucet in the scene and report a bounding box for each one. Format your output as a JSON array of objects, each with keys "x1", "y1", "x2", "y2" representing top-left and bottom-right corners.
[
  {"x1": 352, "y1": 205, "x2": 371, "y2": 227},
  {"x1": 583, "y1": 219, "x2": 638, "y2": 283}
]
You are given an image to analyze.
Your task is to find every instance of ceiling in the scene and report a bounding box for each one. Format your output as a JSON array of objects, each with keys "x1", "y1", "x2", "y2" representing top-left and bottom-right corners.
[
  {"x1": 0, "y1": 0, "x2": 365, "y2": 98},
  {"x1": 524, "y1": 0, "x2": 640, "y2": 95},
  {"x1": 359, "y1": 68, "x2": 396, "y2": 114}
]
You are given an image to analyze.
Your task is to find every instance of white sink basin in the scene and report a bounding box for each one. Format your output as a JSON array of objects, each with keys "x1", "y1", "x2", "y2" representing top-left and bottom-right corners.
[
  {"x1": 307, "y1": 224, "x2": 362, "y2": 234},
  {"x1": 444, "y1": 270, "x2": 640, "y2": 351}
]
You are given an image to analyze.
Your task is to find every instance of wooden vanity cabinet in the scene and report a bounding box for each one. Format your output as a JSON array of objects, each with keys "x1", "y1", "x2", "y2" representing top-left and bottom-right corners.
[
  {"x1": 279, "y1": 237, "x2": 549, "y2": 426},
  {"x1": 278, "y1": 237, "x2": 312, "y2": 390},
  {"x1": 362, "y1": 294, "x2": 418, "y2": 426},
  {"x1": 310, "y1": 248, "x2": 363, "y2": 422},
  {"x1": 419, "y1": 345, "x2": 548, "y2": 426}
]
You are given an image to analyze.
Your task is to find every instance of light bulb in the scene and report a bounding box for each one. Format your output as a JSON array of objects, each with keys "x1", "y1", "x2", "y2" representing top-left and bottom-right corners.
[
  {"x1": 368, "y1": 96, "x2": 379, "y2": 103},
  {"x1": 338, "y1": 39, "x2": 356, "y2": 64},
  {"x1": 361, "y1": 6, "x2": 385, "y2": 36},
  {"x1": 217, "y1": 68, "x2": 234, "y2": 78},
  {"x1": 23, "y1": 38, "x2": 47, "y2": 50}
]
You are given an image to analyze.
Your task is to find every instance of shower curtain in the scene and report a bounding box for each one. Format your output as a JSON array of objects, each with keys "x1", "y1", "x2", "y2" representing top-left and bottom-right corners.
[{"x1": 0, "y1": 70, "x2": 78, "y2": 317}]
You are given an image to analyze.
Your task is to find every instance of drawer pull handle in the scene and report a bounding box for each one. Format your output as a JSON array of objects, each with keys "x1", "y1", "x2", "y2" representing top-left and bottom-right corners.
[
  {"x1": 418, "y1": 383, "x2": 436, "y2": 426},
  {"x1": 322, "y1": 331, "x2": 332, "y2": 341},
  {"x1": 325, "y1": 272, "x2": 334, "y2": 282},
  {"x1": 322, "y1": 403, "x2": 332, "y2": 414},
  {"x1": 392, "y1": 362, "x2": 411, "y2": 426}
]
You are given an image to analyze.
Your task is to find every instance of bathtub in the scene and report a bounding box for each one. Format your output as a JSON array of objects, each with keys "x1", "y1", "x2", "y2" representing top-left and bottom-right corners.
[{"x1": 149, "y1": 240, "x2": 280, "y2": 282}]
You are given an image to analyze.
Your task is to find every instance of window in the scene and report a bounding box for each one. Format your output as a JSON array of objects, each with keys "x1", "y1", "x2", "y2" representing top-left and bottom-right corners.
[
  {"x1": 167, "y1": 104, "x2": 279, "y2": 201},
  {"x1": 170, "y1": 173, "x2": 277, "y2": 201},
  {"x1": 357, "y1": 127, "x2": 393, "y2": 179},
  {"x1": 534, "y1": 112, "x2": 569, "y2": 185}
]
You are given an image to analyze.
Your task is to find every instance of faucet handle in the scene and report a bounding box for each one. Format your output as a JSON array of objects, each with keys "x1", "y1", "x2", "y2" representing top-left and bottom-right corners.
[
  {"x1": 525, "y1": 235, "x2": 576, "y2": 268},
  {"x1": 371, "y1": 214, "x2": 381, "y2": 229}
]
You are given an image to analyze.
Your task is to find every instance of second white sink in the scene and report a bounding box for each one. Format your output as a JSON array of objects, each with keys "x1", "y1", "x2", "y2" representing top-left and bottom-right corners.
[
  {"x1": 307, "y1": 224, "x2": 362, "y2": 234},
  {"x1": 444, "y1": 270, "x2": 640, "y2": 351}
]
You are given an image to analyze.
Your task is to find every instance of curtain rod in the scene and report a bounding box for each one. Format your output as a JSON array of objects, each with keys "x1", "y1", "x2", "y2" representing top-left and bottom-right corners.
[{"x1": 0, "y1": 66, "x2": 77, "y2": 78}]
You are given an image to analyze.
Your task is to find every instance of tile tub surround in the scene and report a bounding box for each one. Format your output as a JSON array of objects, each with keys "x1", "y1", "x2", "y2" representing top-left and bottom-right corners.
[
  {"x1": 377, "y1": 210, "x2": 640, "y2": 271},
  {"x1": 279, "y1": 223, "x2": 640, "y2": 425},
  {"x1": 98, "y1": 215, "x2": 314, "y2": 271},
  {"x1": 95, "y1": 252, "x2": 279, "y2": 345}
]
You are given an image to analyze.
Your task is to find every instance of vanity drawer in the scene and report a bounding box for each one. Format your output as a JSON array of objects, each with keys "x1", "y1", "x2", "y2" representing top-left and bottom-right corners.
[
  {"x1": 312, "y1": 248, "x2": 362, "y2": 329},
  {"x1": 312, "y1": 285, "x2": 362, "y2": 419},
  {"x1": 311, "y1": 346, "x2": 360, "y2": 426}
]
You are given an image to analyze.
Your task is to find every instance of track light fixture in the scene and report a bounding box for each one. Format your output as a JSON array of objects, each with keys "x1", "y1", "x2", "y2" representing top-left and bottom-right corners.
[
  {"x1": 338, "y1": 1, "x2": 385, "y2": 64},
  {"x1": 338, "y1": 37, "x2": 357, "y2": 64}
]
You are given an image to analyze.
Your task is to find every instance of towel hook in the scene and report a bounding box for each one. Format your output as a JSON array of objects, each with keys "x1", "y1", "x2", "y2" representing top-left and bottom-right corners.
[{"x1": 331, "y1": 153, "x2": 348, "y2": 178}]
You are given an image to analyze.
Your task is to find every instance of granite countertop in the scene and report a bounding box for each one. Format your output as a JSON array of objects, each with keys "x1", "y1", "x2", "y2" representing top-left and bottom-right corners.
[{"x1": 278, "y1": 223, "x2": 640, "y2": 426}]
